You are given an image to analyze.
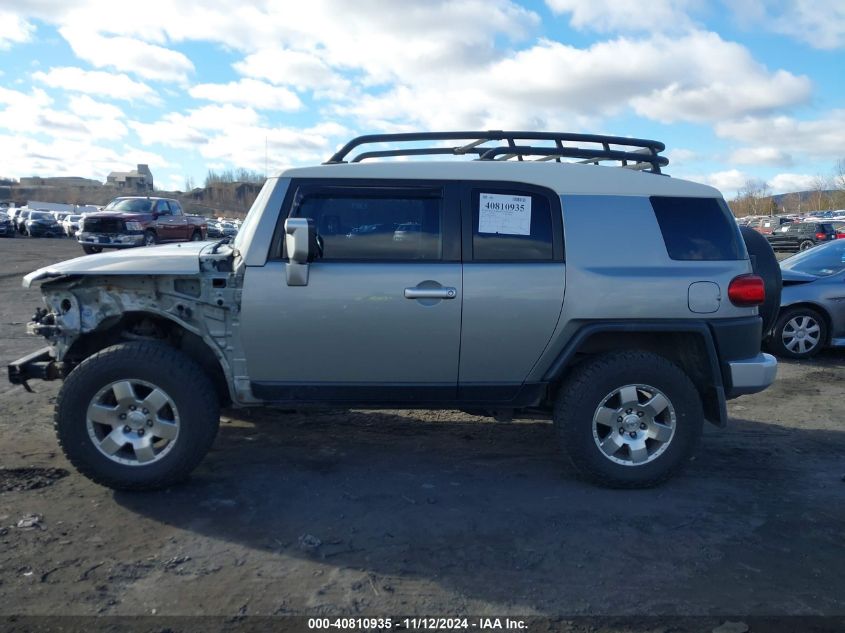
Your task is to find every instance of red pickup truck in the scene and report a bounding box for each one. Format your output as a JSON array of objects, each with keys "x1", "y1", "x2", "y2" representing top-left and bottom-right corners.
[{"x1": 78, "y1": 196, "x2": 208, "y2": 254}]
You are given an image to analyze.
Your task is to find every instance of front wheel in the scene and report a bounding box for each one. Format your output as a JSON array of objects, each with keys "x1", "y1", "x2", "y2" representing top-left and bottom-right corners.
[
  {"x1": 554, "y1": 351, "x2": 703, "y2": 488},
  {"x1": 143, "y1": 230, "x2": 157, "y2": 246},
  {"x1": 768, "y1": 307, "x2": 827, "y2": 359},
  {"x1": 55, "y1": 341, "x2": 220, "y2": 490},
  {"x1": 82, "y1": 245, "x2": 102, "y2": 254}
]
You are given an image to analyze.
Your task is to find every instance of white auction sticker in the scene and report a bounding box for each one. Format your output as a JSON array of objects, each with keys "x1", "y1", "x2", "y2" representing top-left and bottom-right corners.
[{"x1": 478, "y1": 193, "x2": 532, "y2": 236}]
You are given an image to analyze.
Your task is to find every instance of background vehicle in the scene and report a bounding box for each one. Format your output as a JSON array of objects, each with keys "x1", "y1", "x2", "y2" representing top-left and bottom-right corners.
[
  {"x1": 0, "y1": 211, "x2": 13, "y2": 237},
  {"x1": 766, "y1": 221, "x2": 837, "y2": 252},
  {"x1": 754, "y1": 216, "x2": 793, "y2": 235},
  {"x1": 62, "y1": 214, "x2": 83, "y2": 237},
  {"x1": 11, "y1": 131, "x2": 778, "y2": 492},
  {"x1": 766, "y1": 240, "x2": 845, "y2": 359},
  {"x1": 830, "y1": 220, "x2": 845, "y2": 239},
  {"x1": 25, "y1": 210, "x2": 63, "y2": 237},
  {"x1": 15, "y1": 209, "x2": 33, "y2": 234},
  {"x1": 78, "y1": 196, "x2": 207, "y2": 254}
]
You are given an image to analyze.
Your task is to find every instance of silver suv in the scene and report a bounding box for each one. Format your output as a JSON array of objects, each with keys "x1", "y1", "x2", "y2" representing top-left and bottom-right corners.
[{"x1": 9, "y1": 131, "x2": 778, "y2": 490}]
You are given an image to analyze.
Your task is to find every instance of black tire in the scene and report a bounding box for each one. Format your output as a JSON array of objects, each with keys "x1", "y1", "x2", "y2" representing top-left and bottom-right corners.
[
  {"x1": 143, "y1": 230, "x2": 157, "y2": 246},
  {"x1": 554, "y1": 351, "x2": 703, "y2": 488},
  {"x1": 55, "y1": 341, "x2": 220, "y2": 491},
  {"x1": 799, "y1": 240, "x2": 814, "y2": 251},
  {"x1": 190, "y1": 230, "x2": 202, "y2": 241},
  {"x1": 82, "y1": 245, "x2": 102, "y2": 254},
  {"x1": 739, "y1": 225, "x2": 781, "y2": 337},
  {"x1": 768, "y1": 306, "x2": 827, "y2": 359}
]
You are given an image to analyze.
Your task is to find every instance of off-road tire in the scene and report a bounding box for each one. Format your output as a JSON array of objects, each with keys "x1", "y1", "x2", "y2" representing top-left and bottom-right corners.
[
  {"x1": 739, "y1": 225, "x2": 781, "y2": 337},
  {"x1": 768, "y1": 306, "x2": 827, "y2": 359},
  {"x1": 55, "y1": 341, "x2": 220, "y2": 491},
  {"x1": 554, "y1": 351, "x2": 703, "y2": 488}
]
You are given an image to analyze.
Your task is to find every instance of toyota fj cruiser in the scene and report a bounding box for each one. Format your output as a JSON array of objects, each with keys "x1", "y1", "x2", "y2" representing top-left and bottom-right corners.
[{"x1": 9, "y1": 131, "x2": 779, "y2": 490}]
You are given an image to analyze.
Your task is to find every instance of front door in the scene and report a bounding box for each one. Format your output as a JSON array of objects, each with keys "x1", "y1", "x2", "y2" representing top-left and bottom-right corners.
[{"x1": 241, "y1": 180, "x2": 463, "y2": 402}]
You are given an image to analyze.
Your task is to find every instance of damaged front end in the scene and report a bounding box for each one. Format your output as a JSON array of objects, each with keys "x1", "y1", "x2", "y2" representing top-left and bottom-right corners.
[{"x1": 8, "y1": 244, "x2": 248, "y2": 403}]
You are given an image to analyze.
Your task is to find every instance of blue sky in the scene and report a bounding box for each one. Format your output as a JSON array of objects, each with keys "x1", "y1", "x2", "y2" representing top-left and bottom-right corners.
[{"x1": 0, "y1": 0, "x2": 843, "y2": 197}]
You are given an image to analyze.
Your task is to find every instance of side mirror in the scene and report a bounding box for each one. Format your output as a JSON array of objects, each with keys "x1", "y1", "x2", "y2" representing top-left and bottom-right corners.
[{"x1": 284, "y1": 217, "x2": 317, "y2": 286}]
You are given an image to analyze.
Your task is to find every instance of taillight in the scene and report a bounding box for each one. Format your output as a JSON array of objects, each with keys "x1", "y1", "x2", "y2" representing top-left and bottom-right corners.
[
  {"x1": 728, "y1": 274, "x2": 765, "y2": 307},
  {"x1": 815, "y1": 232, "x2": 827, "y2": 240}
]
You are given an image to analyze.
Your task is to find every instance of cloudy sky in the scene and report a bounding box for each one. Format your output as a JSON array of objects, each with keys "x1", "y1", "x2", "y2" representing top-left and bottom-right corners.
[{"x1": 0, "y1": 0, "x2": 843, "y2": 196}]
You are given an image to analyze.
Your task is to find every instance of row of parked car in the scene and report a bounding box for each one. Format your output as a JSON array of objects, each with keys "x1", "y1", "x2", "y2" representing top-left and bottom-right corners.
[
  {"x1": 0, "y1": 207, "x2": 84, "y2": 238},
  {"x1": 737, "y1": 212, "x2": 845, "y2": 252}
]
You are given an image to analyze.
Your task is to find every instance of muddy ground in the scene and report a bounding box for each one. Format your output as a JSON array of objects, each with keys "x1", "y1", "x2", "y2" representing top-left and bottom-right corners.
[{"x1": 1, "y1": 237, "x2": 844, "y2": 628}]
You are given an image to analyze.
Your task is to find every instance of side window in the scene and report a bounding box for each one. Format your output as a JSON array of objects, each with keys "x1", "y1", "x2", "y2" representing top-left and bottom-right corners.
[
  {"x1": 171, "y1": 201, "x2": 182, "y2": 215},
  {"x1": 156, "y1": 200, "x2": 171, "y2": 215},
  {"x1": 291, "y1": 188, "x2": 442, "y2": 261},
  {"x1": 651, "y1": 196, "x2": 743, "y2": 261},
  {"x1": 471, "y1": 188, "x2": 554, "y2": 261}
]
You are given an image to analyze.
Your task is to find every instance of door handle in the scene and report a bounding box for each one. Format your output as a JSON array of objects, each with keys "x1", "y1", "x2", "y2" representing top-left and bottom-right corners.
[{"x1": 404, "y1": 287, "x2": 457, "y2": 300}]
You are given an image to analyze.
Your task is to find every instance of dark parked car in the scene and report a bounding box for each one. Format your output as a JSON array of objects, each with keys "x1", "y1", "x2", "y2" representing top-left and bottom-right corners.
[
  {"x1": 767, "y1": 239, "x2": 845, "y2": 358},
  {"x1": 25, "y1": 211, "x2": 64, "y2": 237},
  {"x1": 0, "y1": 212, "x2": 14, "y2": 237},
  {"x1": 765, "y1": 221, "x2": 836, "y2": 252}
]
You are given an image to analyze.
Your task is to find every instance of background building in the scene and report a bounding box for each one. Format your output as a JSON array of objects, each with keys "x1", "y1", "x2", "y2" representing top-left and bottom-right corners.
[{"x1": 105, "y1": 164, "x2": 154, "y2": 191}]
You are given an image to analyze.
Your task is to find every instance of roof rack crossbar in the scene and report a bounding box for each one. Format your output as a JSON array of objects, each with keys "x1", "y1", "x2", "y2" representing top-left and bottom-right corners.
[{"x1": 325, "y1": 131, "x2": 667, "y2": 173}]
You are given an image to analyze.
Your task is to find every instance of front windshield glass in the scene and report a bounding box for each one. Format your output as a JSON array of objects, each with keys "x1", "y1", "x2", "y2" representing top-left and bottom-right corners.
[
  {"x1": 781, "y1": 240, "x2": 845, "y2": 277},
  {"x1": 30, "y1": 211, "x2": 52, "y2": 220},
  {"x1": 105, "y1": 199, "x2": 154, "y2": 213}
]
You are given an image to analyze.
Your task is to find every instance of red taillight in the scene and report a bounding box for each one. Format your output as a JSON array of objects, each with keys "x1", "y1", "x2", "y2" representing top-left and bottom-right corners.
[
  {"x1": 728, "y1": 274, "x2": 765, "y2": 307},
  {"x1": 815, "y1": 232, "x2": 827, "y2": 240},
  {"x1": 837, "y1": 232, "x2": 845, "y2": 239}
]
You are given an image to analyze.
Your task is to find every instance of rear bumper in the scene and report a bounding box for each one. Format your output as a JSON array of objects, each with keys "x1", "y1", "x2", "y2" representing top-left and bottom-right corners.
[
  {"x1": 727, "y1": 353, "x2": 777, "y2": 396},
  {"x1": 8, "y1": 347, "x2": 62, "y2": 385}
]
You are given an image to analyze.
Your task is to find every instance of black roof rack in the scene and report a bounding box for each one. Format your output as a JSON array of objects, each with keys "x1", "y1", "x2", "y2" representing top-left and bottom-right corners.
[{"x1": 325, "y1": 131, "x2": 668, "y2": 174}]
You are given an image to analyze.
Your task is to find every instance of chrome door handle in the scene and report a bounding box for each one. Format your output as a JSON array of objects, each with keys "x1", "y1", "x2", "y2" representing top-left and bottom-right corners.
[{"x1": 404, "y1": 287, "x2": 457, "y2": 300}]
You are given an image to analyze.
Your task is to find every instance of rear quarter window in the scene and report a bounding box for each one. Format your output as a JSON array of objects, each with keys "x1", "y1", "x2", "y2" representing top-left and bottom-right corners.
[{"x1": 650, "y1": 196, "x2": 743, "y2": 261}]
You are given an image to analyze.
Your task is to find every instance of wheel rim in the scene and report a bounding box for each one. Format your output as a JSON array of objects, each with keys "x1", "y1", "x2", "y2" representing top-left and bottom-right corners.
[
  {"x1": 592, "y1": 383, "x2": 677, "y2": 467},
  {"x1": 800, "y1": 241, "x2": 812, "y2": 251},
  {"x1": 145, "y1": 234, "x2": 155, "y2": 245},
  {"x1": 782, "y1": 315, "x2": 821, "y2": 355},
  {"x1": 86, "y1": 379, "x2": 180, "y2": 466}
]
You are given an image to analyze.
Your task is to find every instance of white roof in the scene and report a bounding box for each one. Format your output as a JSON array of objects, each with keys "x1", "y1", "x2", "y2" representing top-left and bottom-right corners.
[{"x1": 281, "y1": 161, "x2": 722, "y2": 198}]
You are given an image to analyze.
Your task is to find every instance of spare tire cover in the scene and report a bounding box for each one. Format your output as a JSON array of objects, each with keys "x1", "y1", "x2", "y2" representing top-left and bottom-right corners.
[{"x1": 739, "y1": 225, "x2": 781, "y2": 336}]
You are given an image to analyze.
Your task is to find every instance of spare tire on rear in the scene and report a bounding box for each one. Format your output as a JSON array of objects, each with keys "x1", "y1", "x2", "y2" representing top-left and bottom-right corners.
[{"x1": 739, "y1": 225, "x2": 781, "y2": 337}]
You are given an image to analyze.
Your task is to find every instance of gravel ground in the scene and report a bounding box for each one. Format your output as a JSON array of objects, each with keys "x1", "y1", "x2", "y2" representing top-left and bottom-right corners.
[{"x1": 1, "y1": 237, "x2": 844, "y2": 627}]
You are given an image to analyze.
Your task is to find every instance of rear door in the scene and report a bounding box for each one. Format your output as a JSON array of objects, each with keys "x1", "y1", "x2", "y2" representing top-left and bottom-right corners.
[
  {"x1": 457, "y1": 182, "x2": 566, "y2": 399},
  {"x1": 240, "y1": 179, "x2": 463, "y2": 401}
]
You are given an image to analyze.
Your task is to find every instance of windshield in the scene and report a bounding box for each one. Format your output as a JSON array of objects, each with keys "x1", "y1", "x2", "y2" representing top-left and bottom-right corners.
[
  {"x1": 30, "y1": 211, "x2": 52, "y2": 220},
  {"x1": 105, "y1": 199, "x2": 155, "y2": 213},
  {"x1": 781, "y1": 240, "x2": 845, "y2": 277}
]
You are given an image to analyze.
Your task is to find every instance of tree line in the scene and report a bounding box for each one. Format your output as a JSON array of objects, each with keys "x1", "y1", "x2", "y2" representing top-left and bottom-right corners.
[{"x1": 729, "y1": 158, "x2": 845, "y2": 217}]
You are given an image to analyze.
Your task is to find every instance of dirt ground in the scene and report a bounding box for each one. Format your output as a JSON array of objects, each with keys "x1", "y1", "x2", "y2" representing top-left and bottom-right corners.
[{"x1": 1, "y1": 237, "x2": 844, "y2": 627}]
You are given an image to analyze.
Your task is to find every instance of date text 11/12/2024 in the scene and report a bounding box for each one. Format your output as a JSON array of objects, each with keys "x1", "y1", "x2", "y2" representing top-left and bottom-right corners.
[{"x1": 307, "y1": 617, "x2": 528, "y2": 630}]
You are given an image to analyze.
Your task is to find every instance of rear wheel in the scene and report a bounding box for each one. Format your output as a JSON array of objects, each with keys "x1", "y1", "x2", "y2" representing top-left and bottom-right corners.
[
  {"x1": 799, "y1": 240, "x2": 814, "y2": 251},
  {"x1": 769, "y1": 306, "x2": 827, "y2": 359},
  {"x1": 554, "y1": 351, "x2": 703, "y2": 488},
  {"x1": 739, "y1": 225, "x2": 781, "y2": 336},
  {"x1": 190, "y1": 230, "x2": 202, "y2": 241},
  {"x1": 55, "y1": 341, "x2": 220, "y2": 490}
]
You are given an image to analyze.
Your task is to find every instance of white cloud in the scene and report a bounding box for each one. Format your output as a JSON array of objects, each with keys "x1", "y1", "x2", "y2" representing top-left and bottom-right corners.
[
  {"x1": 59, "y1": 26, "x2": 195, "y2": 83},
  {"x1": 768, "y1": 173, "x2": 819, "y2": 194},
  {"x1": 33, "y1": 67, "x2": 160, "y2": 104},
  {"x1": 729, "y1": 147, "x2": 793, "y2": 167},
  {"x1": 233, "y1": 49, "x2": 348, "y2": 92},
  {"x1": 190, "y1": 79, "x2": 302, "y2": 111},
  {"x1": 0, "y1": 10, "x2": 34, "y2": 49},
  {"x1": 716, "y1": 111, "x2": 845, "y2": 160},
  {"x1": 732, "y1": 0, "x2": 845, "y2": 50},
  {"x1": 68, "y1": 95, "x2": 125, "y2": 120},
  {"x1": 686, "y1": 169, "x2": 749, "y2": 194},
  {"x1": 545, "y1": 0, "x2": 700, "y2": 32}
]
